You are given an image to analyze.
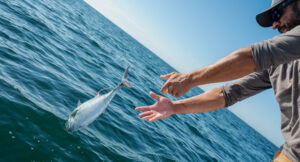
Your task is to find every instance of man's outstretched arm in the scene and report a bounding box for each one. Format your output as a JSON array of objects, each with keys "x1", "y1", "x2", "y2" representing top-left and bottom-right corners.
[
  {"x1": 188, "y1": 46, "x2": 255, "y2": 86},
  {"x1": 161, "y1": 46, "x2": 255, "y2": 97},
  {"x1": 135, "y1": 88, "x2": 225, "y2": 122}
]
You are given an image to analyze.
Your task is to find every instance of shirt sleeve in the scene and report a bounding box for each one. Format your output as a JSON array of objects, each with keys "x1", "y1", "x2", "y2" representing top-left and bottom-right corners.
[
  {"x1": 222, "y1": 70, "x2": 271, "y2": 107},
  {"x1": 251, "y1": 25, "x2": 300, "y2": 72}
]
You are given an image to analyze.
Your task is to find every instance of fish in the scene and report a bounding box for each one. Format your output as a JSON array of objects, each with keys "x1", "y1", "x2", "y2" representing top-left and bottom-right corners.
[{"x1": 65, "y1": 67, "x2": 133, "y2": 132}]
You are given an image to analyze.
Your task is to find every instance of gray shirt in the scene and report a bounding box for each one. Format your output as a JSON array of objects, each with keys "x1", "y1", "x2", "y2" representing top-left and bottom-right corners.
[{"x1": 222, "y1": 25, "x2": 300, "y2": 161}]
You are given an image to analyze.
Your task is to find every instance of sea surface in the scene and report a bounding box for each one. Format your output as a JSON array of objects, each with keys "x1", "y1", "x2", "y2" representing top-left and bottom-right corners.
[{"x1": 0, "y1": 0, "x2": 278, "y2": 161}]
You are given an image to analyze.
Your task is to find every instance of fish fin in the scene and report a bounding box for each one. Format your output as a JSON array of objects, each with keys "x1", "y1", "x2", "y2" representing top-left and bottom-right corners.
[
  {"x1": 77, "y1": 100, "x2": 81, "y2": 107},
  {"x1": 123, "y1": 81, "x2": 133, "y2": 88},
  {"x1": 121, "y1": 66, "x2": 129, "y2": 81},
  {"x1": 121, "y1": 66, "x2": 133, "y2": 88},
  {"x1": 70, "y1": 109, "x2": 79, "y2": 118}
]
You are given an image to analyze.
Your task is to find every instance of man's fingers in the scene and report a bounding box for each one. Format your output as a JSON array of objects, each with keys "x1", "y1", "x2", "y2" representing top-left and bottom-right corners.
[
  {"x1": 160, "y1": 73, "x2": 173, "y2": 79},
  {"x1": 160, "y1": 81, "x2": 170, "y2": 94},
  {"x1": 139, "y1": 111, "x2": 153, "y2": 117},
  {"x1": 141, "y1": 113, "x2": 156, "y2": 121},
  {"x1": 175, "y1": 91, "x2": 183, "y2": 98},
  {"x1": 168, "y1": 85, "x2": 175, "y2": 96},
  {"x1": 149, "y1": 114, "x2": 161, "y2": 122},
  {"x1": 160, "y1": 72, "x2": 176, "y2": 93},
  {"x1": 135, "y1": 106, "x2": 151, "y2": 111},
  {"x1": 167, "y1": 85, "x2": 177, "y2": 97},
  {"x1": 150, "y1": 91, "x2": 160, "y2": 101}
]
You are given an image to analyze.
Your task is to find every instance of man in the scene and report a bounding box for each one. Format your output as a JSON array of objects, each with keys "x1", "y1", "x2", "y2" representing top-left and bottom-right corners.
[{"x1": 135, "y1": 0, "x2": 300, "y2": 161}]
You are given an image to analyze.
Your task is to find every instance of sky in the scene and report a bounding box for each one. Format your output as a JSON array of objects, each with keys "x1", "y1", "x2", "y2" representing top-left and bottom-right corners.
[{"x1": 84, "y1": 0, "x2": 284, "y2": 147}]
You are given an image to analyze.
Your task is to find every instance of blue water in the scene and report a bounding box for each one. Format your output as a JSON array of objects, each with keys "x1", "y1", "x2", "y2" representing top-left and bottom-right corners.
[{"x1": 0, "y1": 0, "x2": 277, "y2": 161}]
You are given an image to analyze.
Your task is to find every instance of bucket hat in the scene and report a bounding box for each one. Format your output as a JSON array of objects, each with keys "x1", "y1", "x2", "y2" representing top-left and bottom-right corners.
[{"x1": 256, "y1": 0, "x2": 289, "y2": 27}]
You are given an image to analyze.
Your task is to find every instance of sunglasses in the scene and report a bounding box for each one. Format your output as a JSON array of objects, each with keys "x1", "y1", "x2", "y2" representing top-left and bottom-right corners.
[{"x1": 272, "y1": 0, "x2": 295, "y2": 22}]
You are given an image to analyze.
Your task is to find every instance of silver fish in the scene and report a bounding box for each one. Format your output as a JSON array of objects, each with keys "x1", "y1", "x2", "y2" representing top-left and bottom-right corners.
[{"x1": 65, "y1": 67, "x2": 132, "y2": 132}]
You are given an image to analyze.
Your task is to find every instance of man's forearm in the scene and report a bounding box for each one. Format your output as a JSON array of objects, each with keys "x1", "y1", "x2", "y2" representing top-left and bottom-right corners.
[
  {"x1": 188, "y1": 46, "x2": 256, "y2": 86},
  {"x1": 173, "y1": 87, "x2": 226, "y2": 114}
]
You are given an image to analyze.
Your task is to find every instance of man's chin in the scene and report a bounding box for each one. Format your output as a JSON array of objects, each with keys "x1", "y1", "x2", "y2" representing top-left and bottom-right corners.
[
  {"x1": 278, "y1": 26, "x2": 289, "y2": 33},
  {"x1": 279, "y1": 29, "x2": 286, "y2": 33}
]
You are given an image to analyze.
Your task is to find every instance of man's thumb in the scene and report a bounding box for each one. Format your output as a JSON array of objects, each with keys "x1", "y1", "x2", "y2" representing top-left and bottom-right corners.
[{"x1": 150, "y1": 91, "x2": 160, "y2": 101}]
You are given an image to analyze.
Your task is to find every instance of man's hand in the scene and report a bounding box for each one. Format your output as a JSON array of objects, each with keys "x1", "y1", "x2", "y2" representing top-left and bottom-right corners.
[
  {"x1": 160, "y1": 72, "x2": 192, "y2": 97},
  {"x1": 135, "y1": 92, "x2": 175, "y2": 122}
]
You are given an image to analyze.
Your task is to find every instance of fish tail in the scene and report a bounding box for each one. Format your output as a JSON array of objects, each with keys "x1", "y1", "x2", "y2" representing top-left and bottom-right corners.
[{"x1": 121, "y1": 66, "x2": 133, "y2": 88}]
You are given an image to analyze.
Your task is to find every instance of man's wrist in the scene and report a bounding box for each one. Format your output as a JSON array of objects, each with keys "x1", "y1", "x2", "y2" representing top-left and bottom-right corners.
[
  {"x1": 172, "y1": 101, "x2": 181, "y2": 114},
  {"x1": 187, "y1": 70, "x2": 202, "y2": 87}
]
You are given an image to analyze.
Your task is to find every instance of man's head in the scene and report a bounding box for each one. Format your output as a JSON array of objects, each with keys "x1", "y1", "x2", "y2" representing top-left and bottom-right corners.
[{"x1": 256, "y1": 0, "x2": 300, "y2": 33}]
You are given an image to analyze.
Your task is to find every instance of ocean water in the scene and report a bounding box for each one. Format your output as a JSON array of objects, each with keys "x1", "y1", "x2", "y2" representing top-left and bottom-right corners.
[{"x1": 0, "y1": 0, "x2": 278, "y2": 161}]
